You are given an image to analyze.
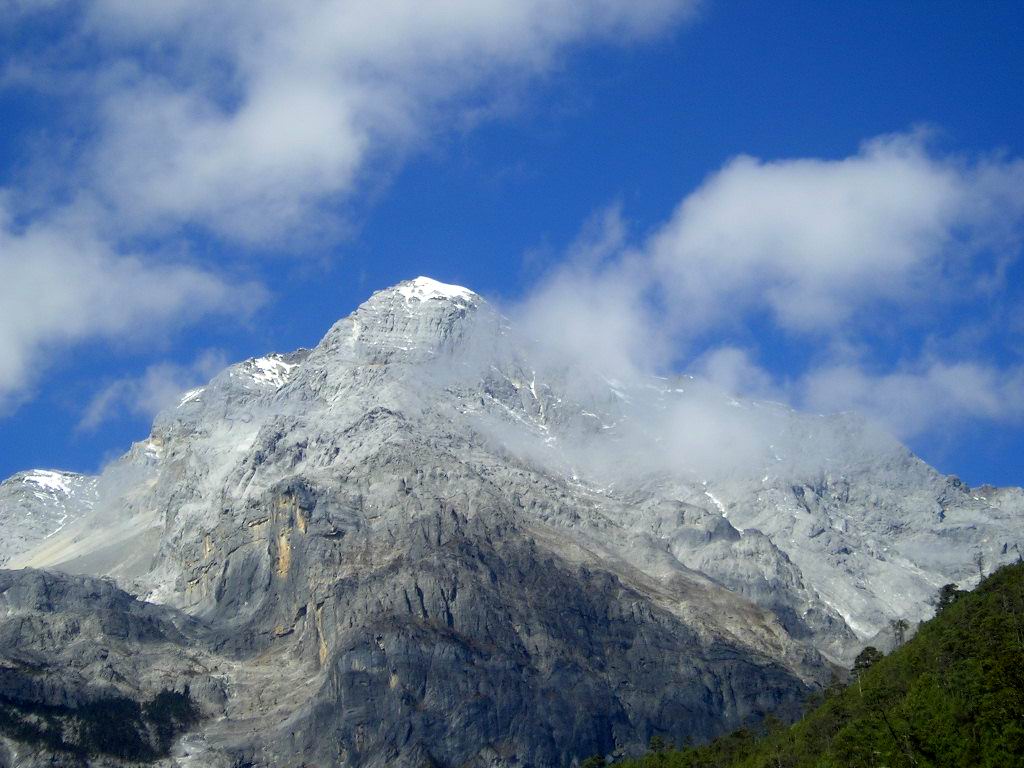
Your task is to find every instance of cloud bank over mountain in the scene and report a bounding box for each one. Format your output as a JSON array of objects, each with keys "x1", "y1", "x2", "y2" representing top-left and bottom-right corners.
[
  {"x1": 516, "y1": 132, "x2": 1024, "y2": 440},
  {"x1": 2, "y1": 4, "x2": 1023, "y2": 475}
]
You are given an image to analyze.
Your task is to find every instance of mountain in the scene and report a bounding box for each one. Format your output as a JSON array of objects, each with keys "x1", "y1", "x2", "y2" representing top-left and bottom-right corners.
[
  {"x1": 615, "y1": 560, "x2": 1024, "y2": 768},
  {"x1": 0, "y1": 276, "x2": 1021, "y2": 767},
  {"x1": 0, "y1": 470, "x2": 96, "y2": 566}
]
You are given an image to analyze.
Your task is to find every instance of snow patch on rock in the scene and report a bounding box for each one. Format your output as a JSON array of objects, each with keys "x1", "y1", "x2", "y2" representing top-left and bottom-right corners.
[
  {"x1": 178, "y1": 387, "x2": 205, "y2": 407},
  {"x1": 245, "y1": 355, "x2": 298, "y2": 388},
  {"x1": 23, "y1": 470, "x2": 74, "y2": 496}
]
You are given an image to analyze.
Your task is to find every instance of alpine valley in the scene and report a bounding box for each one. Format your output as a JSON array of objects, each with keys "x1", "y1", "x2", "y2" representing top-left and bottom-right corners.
[{"x1": 1, "y1": 277, "x2": 1021, "y2": 767}]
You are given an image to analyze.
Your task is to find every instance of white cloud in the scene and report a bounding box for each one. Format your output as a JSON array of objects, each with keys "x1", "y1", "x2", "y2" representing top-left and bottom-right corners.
[
  {"x1": 79, "y1": 349, "x2": 228, "y2": 429},
  {"x1": 513, "y1": 205, "x2": 666, "y2": 377},
  {"x1": 0, "y1": 0, "x2": 698, "y2": 410},
  {"x1": 519, "y1": 132, "x2": 1024, "y2": 442},
  {"x1": 71, "y1": 0, "x2": 698, "y2": 243},
  {"x1": 682, "y1": 347, "x2": 1024, "y2": 441},
  {"x1": 0, "y1": 199, "x2": 263, "y2": 410},
  {"x1": 800, "y1": 361, "x2": 1024, "y2": 439},
  {"x1": 649, "y1": 131, "x2": 1024, "y2": 335},
  {"x1": 691, "y1": 346, "x2": 780, "y2": 400}
]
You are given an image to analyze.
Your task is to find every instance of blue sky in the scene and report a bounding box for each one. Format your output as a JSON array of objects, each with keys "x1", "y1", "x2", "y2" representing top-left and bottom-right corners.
[{"x1": 2, "y1": 1, "x2": 1023, "y2": 485}]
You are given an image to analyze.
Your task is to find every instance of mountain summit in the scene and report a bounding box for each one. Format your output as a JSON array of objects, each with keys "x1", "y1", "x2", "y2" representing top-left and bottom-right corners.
[{"x1": 1, "y1": 278, "x2": 1022, "y2": 767}]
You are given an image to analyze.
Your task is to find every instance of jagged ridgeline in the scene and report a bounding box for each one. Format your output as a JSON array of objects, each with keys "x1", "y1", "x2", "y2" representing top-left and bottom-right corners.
[
  {"x1": 617, "y1": 561, "x2": 1024, "y2": 768},
  {"x1": 1, "y1": 277, "x2": 1022, "y2": 767}
]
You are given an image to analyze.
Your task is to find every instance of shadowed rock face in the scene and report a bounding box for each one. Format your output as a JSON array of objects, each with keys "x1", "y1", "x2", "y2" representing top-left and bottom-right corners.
[
  {"x1": 1, "y1": 277, "x2": 1022, "y2": 767},
  {"x1": 206, "y1": 511, "x2": 810, "y2": 768},
  {"x1": 0, "y1": 568, "x2": 220, "y2": 768}
]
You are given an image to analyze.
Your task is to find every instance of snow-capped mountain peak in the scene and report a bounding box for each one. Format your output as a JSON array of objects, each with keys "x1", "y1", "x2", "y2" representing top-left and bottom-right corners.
[
  {"x1": 2, "y1": 277, "x2": 1022, "y2": 767},
  {"x1": 395, "y1": 276, "x2": 478, "y2": 305}
]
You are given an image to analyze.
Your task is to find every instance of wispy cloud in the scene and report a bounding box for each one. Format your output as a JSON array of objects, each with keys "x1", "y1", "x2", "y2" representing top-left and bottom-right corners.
[
  {"x1": 0, "y1": 199, "x2": 263, "y2": 410},
  {"x1": 79, "y1": 349, "x2": 228, "y2": 430},
  {"x1": 648, "y1": 130, "x2": 1024, "y2": 337},
  {"x1": 17, "y1": 0, "x2": 699, "y2": 244},
  {"x1": 0, "y1": 0, "x2": 698, "y2": 410},
  {"x1": 517, "y1": 131, "x2": 1024, "y2": 445},
  {"x1": 800, "y1": 361, "x2": 1024, "y2": 439}
]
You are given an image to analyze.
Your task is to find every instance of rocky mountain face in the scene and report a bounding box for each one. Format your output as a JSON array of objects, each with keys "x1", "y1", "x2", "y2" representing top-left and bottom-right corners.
[
  {"x1": 1, "y1": 276, "x2": 1021, "y2": 767},
  {"x1": 0, "y1": 470, "x2": 96, "y2": 566}
]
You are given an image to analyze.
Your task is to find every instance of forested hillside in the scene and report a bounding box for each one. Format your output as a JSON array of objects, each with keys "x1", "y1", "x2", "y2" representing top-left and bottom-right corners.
[{"x1": 615, "y1": 562, "x2": 1024, "y2": 768}]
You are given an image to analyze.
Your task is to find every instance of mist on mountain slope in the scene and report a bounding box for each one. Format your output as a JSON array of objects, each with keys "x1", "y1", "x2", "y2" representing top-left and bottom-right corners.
[
  {"x1": 504, "y1": 133, "x2": 1024, "y2": 486},
  {"x1": 502, "y1": 260, "x2": 902, "y2": 486}
]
